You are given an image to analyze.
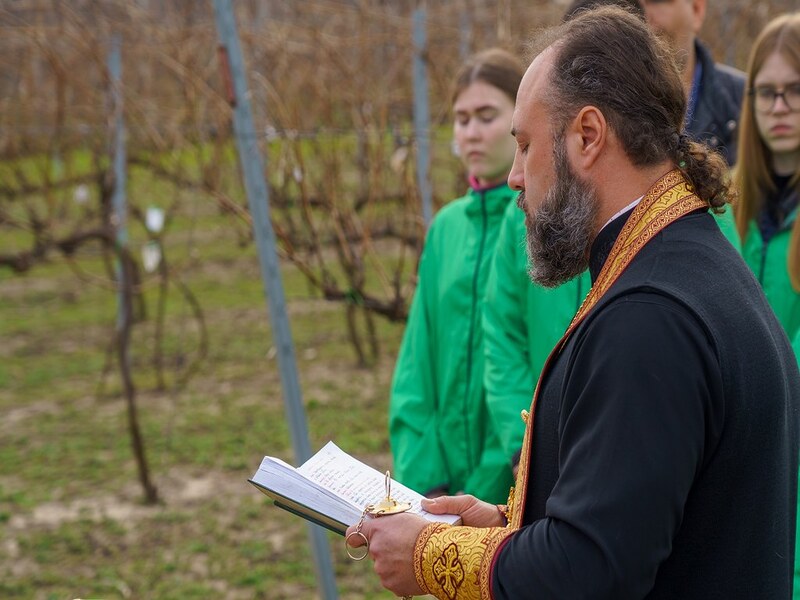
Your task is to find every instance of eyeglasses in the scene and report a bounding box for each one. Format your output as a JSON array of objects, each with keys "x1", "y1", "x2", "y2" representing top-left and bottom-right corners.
[{"x1": 749, "y1": 83, "x2": 800, "y2": 114}]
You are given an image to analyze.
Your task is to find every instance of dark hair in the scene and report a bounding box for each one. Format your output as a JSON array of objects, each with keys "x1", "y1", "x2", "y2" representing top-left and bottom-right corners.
[
  {"x1": 450, "y1": 48, "x2": 525, "y2": 106},
  {"x1": 536, "y1": 6, "x2": 730, "y2": 210},
  {"x1": 562, "y1": 0, "x2": 643, "y2": 22}
]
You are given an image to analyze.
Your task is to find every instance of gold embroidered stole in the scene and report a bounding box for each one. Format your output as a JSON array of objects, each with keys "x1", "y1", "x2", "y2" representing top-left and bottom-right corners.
[
  {"x1": 509, "y1": 169, "x2": 705, "y2": 528},
  {"x1": 412, "y1": 170, "x2": 706, "y2": 600}
]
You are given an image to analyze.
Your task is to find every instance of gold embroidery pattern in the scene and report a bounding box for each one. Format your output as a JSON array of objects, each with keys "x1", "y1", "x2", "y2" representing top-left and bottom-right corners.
[
  {"x1": 433, "y1": 544, "x2": 465, "y2": 598},
  {"x1": 504, "y1": 486, "x2": 515, "y2": 529},
  {"x1": 414, "y1": 523, "x2": 449, "y2": 593},
  {"x1": 511, "y1": 170, "x2": 706, "y2": 530},
  {"x1": 415, "y1": 525, "x2": 514, "y2": 600},
  {"x1": 579, "y1": 180, "x2": 703, "y2": 321}
]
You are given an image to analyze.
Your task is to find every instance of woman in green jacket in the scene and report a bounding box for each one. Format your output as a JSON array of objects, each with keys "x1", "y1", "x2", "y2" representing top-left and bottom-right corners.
[
  {"x1": 734, "y1": 14, "x2": 800, "y2": 342},
  {"x1": 388, "y1": 49, "x2": 524, "y2": 504}
]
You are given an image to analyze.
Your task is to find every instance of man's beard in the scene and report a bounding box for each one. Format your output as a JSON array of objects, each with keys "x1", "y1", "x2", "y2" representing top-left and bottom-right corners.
[{"x1": 523, "y1": 135, "x2": 598, "y2": 288}]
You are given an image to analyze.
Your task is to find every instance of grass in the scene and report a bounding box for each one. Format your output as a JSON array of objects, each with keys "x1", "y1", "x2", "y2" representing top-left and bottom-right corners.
[{"x1": 0, "y1": 152, "x2": 421, "y2": 597}]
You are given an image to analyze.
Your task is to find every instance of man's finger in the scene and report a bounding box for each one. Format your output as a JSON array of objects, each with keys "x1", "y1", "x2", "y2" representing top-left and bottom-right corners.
[
  {"x1": 421, "y1": 494, "x2": 473, "y2": 514},
  {"x1": 345, "y1": 523, "x2": 370, "y2": 547}
]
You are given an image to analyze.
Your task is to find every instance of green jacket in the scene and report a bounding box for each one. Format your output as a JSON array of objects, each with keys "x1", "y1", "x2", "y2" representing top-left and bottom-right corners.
[
  {"x1": 483, "y1": 202, "x2": 742, "y2": 465},
  {"x1": 792, "y1": 329, "x2": 800, "y2": 600},
  {"x1": 741, "y1": 210, "x2": 800, "y2": 341},
  {"x1": 389, "y1": 183, "x2": 518, "y2": 504},
  {"x1": 715, "y1": 204, "x2": 744, "y2": 254},
  {"x1": 483, "y1": 200, "x2": 590, "y2": 463}
]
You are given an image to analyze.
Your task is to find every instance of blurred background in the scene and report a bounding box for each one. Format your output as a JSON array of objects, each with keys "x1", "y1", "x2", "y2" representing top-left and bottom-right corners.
[{"x1": 0, "y1": 0, "x2": 796, "y2": 598}]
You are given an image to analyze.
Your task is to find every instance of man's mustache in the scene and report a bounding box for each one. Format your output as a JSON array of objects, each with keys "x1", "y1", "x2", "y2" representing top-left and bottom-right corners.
[{"x1": 516, "y1": 191, "x2": 525, "y2": 210}]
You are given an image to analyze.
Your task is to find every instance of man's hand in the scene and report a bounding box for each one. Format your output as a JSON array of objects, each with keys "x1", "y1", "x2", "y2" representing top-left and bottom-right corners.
[
  {"x1": 422, "y1": 494, "x2": 505, "y2": 527},
  {"x1": 345, "y1": 513, "x2": 428, "y2": 597},
  {"x1": 344, "y1": 495, "x2": 504, "y2": 596}
]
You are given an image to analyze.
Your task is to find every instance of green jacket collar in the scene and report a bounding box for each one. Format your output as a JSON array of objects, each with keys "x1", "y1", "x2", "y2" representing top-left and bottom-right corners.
[{"x1": 463, "y1": 180, "x2": 518, "y2": 217}]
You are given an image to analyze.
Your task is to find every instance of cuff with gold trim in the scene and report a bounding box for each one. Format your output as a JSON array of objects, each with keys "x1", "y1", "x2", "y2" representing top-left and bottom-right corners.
[{"x1": 413, "y1": 522, "x2": 515, "y2": 600}]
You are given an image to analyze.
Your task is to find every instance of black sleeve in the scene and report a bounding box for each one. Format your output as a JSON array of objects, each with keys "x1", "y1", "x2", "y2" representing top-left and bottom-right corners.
[{"x1": 492, "y1": 292, "x2": 723, "y2": 599}]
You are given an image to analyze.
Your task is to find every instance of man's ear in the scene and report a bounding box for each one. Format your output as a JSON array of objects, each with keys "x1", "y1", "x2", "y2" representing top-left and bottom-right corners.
[
  {"x1": 566, "y1": 105, "x2": 606, "y2": 171},
  {"x1": 692, "y1": 0, "x2": 707, "y2": 34}
]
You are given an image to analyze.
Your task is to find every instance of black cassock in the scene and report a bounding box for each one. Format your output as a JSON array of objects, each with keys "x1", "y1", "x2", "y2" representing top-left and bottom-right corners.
[{"x1": 493, "y1": 208, "x2": 800, "y2": 599}]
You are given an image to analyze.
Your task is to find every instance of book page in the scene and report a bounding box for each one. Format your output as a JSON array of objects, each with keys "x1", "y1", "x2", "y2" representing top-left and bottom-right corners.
[{"x1": 297, "y1": 441, "x2": 457, "y2": 523}]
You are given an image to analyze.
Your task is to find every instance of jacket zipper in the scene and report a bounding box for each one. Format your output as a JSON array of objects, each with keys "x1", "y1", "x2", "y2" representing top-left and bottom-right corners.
[
  {"x1": 463, "y1": 192, "x2": 489, "y2": 471},
  {"x1": 757, "y1": 196, "x2": 797, "y2": 285}
]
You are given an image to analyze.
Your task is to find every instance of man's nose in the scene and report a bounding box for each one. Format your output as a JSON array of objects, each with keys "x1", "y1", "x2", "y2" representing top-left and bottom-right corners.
[{"x1": 508, "y1": 151, "x2": 524, "y2": 191}]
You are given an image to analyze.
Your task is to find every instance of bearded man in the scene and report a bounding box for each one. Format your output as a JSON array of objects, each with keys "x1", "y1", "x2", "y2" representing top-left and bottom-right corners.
[{"x1": 347, "y1": 7, "x2": 800, "y2": 599}]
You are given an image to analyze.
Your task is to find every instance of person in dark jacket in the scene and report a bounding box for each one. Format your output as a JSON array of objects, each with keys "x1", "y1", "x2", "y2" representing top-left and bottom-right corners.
[
  {"x1": 347, "y1": 8, "x2": 800, "y2": 599},
  {"x1": 641, "y1": 0, "x2": 745, "y2": 165}
]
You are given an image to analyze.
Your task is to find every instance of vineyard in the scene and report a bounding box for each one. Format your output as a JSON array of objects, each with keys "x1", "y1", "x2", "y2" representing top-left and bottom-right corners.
[{"x1": 1, "y1": 0, "x2": 796, "y2": 597}]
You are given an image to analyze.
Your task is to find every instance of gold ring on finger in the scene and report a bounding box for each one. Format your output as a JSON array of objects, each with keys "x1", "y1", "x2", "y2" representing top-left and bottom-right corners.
[{"x1": 345, "y1": 531, "x2": 369, "y2": 561}]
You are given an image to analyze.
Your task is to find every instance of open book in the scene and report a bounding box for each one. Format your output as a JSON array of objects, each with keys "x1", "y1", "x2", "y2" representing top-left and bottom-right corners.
[{"x1": 249, "y1": 441, "x2": 461, "y2": 535}]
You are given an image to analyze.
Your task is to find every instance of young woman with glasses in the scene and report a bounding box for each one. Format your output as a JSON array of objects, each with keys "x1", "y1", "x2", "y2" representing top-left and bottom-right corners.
[{"x1": 734, "y1": 13, "x2": 800, "y2": 346}]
